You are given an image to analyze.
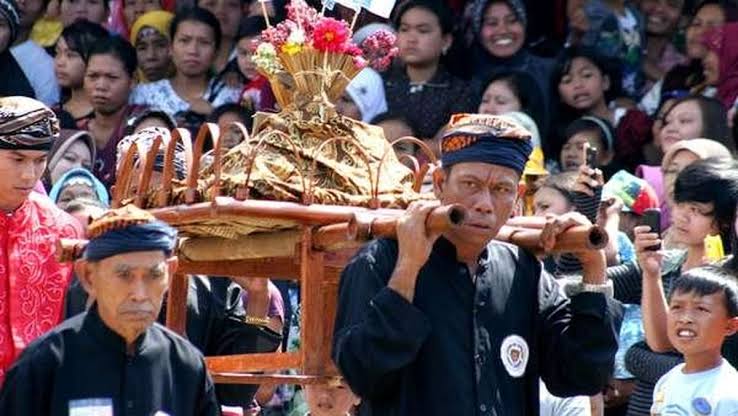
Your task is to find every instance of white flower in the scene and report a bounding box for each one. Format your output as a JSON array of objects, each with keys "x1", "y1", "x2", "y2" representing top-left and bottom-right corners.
[{"x1": 287, "y1": 27, "x2": 306, "y2": 45}]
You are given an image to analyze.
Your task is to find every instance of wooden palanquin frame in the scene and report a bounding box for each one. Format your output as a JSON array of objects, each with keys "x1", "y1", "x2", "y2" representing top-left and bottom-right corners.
[{"x1": 107, "y1": 123, "x2": 439, "y2": 386}]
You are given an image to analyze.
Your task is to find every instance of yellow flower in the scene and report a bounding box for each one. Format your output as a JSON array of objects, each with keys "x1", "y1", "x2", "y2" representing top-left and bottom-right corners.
[{"x1": 281, "y1": 42, "x2": 303, "y2": 56}]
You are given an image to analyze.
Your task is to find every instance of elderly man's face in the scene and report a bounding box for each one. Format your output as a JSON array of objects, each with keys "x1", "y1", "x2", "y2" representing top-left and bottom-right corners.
[
  {"x1": 434, "y1": 162, "x2": 519, "y2": 248},
  {"x1": 80, "y1": 250, "x2": 176, "y2": 344}
]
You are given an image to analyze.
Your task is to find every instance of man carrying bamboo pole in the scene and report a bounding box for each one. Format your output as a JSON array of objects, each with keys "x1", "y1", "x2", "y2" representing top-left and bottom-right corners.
[{"x1": 332, "y1": 113, "x2": 619, "y2": 415}]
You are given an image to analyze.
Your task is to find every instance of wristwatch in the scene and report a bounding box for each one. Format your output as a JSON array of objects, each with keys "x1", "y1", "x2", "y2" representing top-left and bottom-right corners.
[{"x1": 244, "y1": 315, "x2": 271, "y2": 327}]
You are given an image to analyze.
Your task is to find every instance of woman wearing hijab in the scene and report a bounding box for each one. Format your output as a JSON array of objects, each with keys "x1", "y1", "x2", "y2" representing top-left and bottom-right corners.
[
  {"x1": 49, "y1": 166, "x2": 109, "y2": 209},
  {"x1": 469, "y1": 0, "x2": 554, "y2": 135},
  {"x1": 335, "y1": 68, "x2": 388, "y2": 123},
  {"x1": 130, "y1": 10, "x2": 174, "y2": 83},
  {"x1": 0, "y1": 0, "x2": 35, "y2": 98},
  {"x1": 702, "y1": 22, "x2": 738, "y2": 110},
  {"x1": 639, "y1": 1, "x2": 738, "y2": 115},
  {"x1": 43, "y1": 129, "x2": 96, "y2": 190}
]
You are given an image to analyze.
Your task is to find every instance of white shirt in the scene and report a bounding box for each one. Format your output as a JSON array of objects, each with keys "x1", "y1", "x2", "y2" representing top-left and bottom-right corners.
[
  {"x1": 129, "y1": 79, "x2": 241, "y2": 117},
  {"x1": 10, "y1": 39, "x2": 60, "y2": 106},
  {"x1": 652, "y1": 359, "x2": 738, "y2": 416},
  {"x1": 539, "y1": 380, "x2": 591, "y2": 416}
]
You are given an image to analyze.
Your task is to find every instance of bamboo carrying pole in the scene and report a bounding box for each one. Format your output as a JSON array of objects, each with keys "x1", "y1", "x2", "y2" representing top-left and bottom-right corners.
[
  {"x1": 347, "y1": 211, "x2": 608, "y2": 253},
  {"x1": 56, "y1": 207, "x2": 608, "y2": 262}
]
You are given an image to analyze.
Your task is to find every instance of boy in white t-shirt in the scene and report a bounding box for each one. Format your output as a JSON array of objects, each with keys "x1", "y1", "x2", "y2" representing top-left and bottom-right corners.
[{"x1": 651, "y1": 266, "x2": 738, "y2": 416}]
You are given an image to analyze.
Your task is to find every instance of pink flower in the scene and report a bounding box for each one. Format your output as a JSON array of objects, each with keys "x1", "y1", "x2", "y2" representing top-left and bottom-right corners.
[
  {"x1": 360, "y1": 30, "x2": 399, "y2": 71},
  {"x1": 312, "y1": 17, "x2": 350, "y2": 53},
  {"x1": 286, "y1": 0, "x2": 319, "y2": 33},
  {"x1": 261, "y1": 21, "x2": 293, "y2": 49},
  {"x1": 344, "y1": 43, "x2": 363, "y2": 57},
  {"x1": 352, "y1": 56, "x2": 368, "y2": 69}
]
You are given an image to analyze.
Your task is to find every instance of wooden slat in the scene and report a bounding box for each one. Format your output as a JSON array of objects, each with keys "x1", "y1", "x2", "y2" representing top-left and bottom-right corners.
[
  {"x1": 206, "y1": 352, "x2": 300, "y2": 373},
  {"x1": 178, "y1": 257, "x2": 301, "y2": 278},
  {"x1": 165, "y1": 272, "x2": 189, "y2": 335},
  {"x1": 300, "y1": 228, "x2": 326, "y2": 375},
  {"x1": 211, "y1": 373, "x2": 339, "y2": 385}
]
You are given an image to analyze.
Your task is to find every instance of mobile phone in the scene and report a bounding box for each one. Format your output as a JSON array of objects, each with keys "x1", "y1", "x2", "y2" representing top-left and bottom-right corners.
[
  {"x1": 704, "y1": 235, "x2": 725, "y2": 262},
  {"x1": 641, "y1": 208, "x2": 661, "y2": 251},
  {"x1": 585, "y1": 145, "x2": 598, "y2": 169}
]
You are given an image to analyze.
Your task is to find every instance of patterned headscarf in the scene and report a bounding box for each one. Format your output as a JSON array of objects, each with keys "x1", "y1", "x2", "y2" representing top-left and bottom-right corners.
[
  {"x1": 0, "y1": 0, "x2": 19, "y2": 46},
  {"x1": 116, "y1": 126, "x2": 187, "y2": 180},
  {"x1": 0, "y1": 96, "x2": 59, "y2": 151},
  {"x1": 440, "y1": 113, "x2": 533, "y2": 173}
]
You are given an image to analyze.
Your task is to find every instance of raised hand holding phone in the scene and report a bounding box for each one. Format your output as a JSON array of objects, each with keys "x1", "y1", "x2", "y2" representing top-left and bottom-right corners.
[{"x1": 635, "y1": 208, "x2": 662, "y2": 278}]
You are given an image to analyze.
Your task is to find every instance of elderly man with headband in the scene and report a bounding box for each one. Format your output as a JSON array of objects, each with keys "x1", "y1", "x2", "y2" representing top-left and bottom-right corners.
[{"x1": 0, "y1": 205, "x2": 220, "y2": 415}]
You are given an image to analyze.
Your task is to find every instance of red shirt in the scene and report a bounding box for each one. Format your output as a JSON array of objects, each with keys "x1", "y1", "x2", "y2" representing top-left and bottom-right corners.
[{"x1": 0, "y1": 192, "x2": 83, "y2": 384}]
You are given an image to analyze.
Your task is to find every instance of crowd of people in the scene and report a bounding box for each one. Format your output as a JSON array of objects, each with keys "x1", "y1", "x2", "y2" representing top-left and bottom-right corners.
[{"x1": 1, "y1": 0, "x2": 738, "y2": 414}]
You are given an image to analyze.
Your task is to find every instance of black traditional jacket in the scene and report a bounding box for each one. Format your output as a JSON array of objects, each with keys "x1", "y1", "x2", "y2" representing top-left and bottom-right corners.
[{"x1": 333, "y1": 237, "x2": 619, "y2": 416}]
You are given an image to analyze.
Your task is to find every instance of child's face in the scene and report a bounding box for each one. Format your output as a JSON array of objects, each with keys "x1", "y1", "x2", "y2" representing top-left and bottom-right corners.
[
  {"x1": 662, "y1": 149, "x2": 699, "y2": 202},
  {"x1": 236, "y1": 36, "x2": 259, "y2": 80},
  {"x1": 478, "y1": 80, "x2": 522, "y2": 115},
  {"x1": 670, "y1": 201, "x2": 718, "y2": 247},
  {"x1": 304, "y1": 383, "x2": 359, "y2": 416},
  {"x1": 667, "y1": 289, "x2": 738, "y2": 364},
  {"x1": 533, "y1": 186, "x2": 572, "y2": 217},
  {"x1": 335, "y1": 93, "x2": 362, "y2": 121},
  {"x1": 560, "y1": 130, "x2": 605, "y2": 172},
  {"x1": 558, "y1": 57, "x2": 609, "y2": 112}
]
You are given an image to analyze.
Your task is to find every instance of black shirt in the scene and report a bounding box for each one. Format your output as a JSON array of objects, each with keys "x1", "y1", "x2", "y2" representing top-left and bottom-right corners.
[
  {"x1": 0, "y1": 305, "x2": 220, "y2": 416},
  {"x1": 383, "y1": 66, "x2": 476, "y2": 139},
  {"x1": 64, "y1": 275, "x2": 283, "y2": 409},
  {"x1": 333, "y1": 237, "x2": 618, "y2": 416}
]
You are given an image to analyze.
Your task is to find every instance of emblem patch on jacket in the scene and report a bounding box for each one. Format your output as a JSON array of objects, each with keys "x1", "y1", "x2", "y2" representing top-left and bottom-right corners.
[{"x1": 500, "y1": 335, "x2": 529, "y2": 378}]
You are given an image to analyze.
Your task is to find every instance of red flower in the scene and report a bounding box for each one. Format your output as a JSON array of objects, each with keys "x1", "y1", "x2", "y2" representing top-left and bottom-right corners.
[{"x1": 312, "y1": 18, "x2": 350, "y2": 53}]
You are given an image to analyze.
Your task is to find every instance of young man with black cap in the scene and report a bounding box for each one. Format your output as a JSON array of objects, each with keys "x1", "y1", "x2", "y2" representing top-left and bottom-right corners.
[
  {"x1": 0, "y1": 204, "x2": 220, "y2": 415},
  {"x1": 0, "y1": 96, "x2": 83, "y2": 385},
  {"x1": 332, "y1": 113, "x2": 619, "y2": 415}
]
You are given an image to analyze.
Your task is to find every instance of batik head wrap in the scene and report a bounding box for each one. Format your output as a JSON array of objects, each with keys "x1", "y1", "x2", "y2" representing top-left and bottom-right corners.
[
  {"x1": 116, "y1": 126, "x2": 187, "y2": 180},
  {"x1": 84, "y1": 204, "x2": 177, "y2": 261},
  {"x1": 440, "y1": 113, "x2": 533, "y2": 173},
  {"x1": 0, "y1": 96, "x2": 59, "y2": 151}
]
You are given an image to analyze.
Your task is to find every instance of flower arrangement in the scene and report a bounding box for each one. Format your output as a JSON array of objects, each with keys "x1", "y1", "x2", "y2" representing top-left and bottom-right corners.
[{"x1": 253, "y1": 0, "x2": 398, "y2": 109}]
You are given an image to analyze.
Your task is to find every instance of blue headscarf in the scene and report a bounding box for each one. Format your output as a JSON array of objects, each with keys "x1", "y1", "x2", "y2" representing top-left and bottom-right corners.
[
  {"x1": 49, "y1": 167, "x2": 109, "y2": 206},
  {"x1": 84, "y1": 205, "x2": 177, "y2": 261}
]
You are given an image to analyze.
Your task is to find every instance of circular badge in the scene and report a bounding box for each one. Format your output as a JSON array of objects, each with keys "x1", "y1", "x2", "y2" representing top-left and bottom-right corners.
[
  {"x1": 692, "y1": 397, "x2": 712, "y2": 415},
  {"x1": 500, "y1": 335, "x2": 529, "y2": 378}
]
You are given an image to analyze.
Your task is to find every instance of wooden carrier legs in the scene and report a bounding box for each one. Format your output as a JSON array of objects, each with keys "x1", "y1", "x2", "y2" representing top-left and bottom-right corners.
[{"x1": 164, "y1": 226, "x2": 347, "y2": 385}]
